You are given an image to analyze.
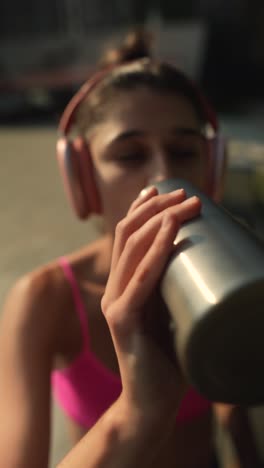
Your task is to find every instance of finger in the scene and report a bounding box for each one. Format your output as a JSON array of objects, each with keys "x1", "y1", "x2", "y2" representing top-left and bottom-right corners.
[
  {"x1": 108, "y1": 196, "x2": 201, "y2": 299},
  {"x1": 127, "y1": 185, "x2": 158, "y2": 215},
  {"x1": 110, "y1": 187, "x2": 157, "y2": 273},
  {"x1": 120, "y1": 211, "x2": 181, "y2": 321},
  {"x1": 110, "y1": 188, "x2": 186, "y2": 272}
]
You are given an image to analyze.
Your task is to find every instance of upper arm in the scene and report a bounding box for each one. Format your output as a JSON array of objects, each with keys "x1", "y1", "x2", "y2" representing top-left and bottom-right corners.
[{"x1": 0, "y1": 269, "x2": 60, "y2": 467}]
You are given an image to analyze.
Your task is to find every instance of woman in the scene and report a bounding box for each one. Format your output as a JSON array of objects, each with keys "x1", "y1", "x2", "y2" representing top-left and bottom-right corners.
[{"x1": 0, "y1": 30, "x2": 260, "y2": 467}]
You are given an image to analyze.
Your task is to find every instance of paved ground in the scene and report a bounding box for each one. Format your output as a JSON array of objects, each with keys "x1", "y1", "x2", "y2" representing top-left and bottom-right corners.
[{"x1": 0, "y1": 124, "x2": 264, "y2": 466}]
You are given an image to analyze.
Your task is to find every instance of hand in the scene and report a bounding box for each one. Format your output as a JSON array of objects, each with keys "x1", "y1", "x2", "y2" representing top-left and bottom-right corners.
[{"x1": 101, "y1": 186, "x2": 202, "y2": 424}]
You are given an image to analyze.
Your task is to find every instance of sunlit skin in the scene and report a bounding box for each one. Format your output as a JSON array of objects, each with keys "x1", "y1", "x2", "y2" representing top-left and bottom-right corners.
[
  {"x1": 61, "y1": 87, "x2": 214, "y2": 466},
  {"x1": 0, "y1": 86, "x2": 218, "y2": 468},
  {"x1": 60, "y1": 88, "x2": 261, "y2": 468},
  {"x1": 89, "y1": 87, "x2": 208, "y2": 232}
]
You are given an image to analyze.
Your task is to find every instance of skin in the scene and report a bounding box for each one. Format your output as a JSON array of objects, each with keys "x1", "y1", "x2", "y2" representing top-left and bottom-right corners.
[
  {"x1": 59, "y1": 187, "x2": 202, "y2": 468},
  {"x1": 0, "y1": 86, "x2": 260, "y2": 467},
  {"x1": 89, "y1": 88, "x2": 207, "y2": 232}
]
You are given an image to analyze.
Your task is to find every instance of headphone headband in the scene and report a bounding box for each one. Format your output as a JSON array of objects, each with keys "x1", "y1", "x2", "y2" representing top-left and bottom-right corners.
[
  {"x1": 58, "y1": 61, "x2": 218, "y2": 137},
  {"x1": 58, "y1": 68, "x2": 113, "y2": 135},
  {"x1": 57, "y1": 60, "x2": 224, "y2": 220}
]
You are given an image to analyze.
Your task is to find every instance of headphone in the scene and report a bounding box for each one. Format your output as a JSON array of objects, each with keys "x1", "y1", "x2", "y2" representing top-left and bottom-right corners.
[{"x1": 57, "y1": 63, "x2": 226, "y2": 220}]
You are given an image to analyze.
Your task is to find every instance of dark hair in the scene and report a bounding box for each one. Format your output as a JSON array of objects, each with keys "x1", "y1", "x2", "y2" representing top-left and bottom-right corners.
[
  {"x1": 76, "y1": 30, "x2": 209, "y2": 136},
  {"x1": 99, "y1": 28, "x2": 154, "y2": 67}
]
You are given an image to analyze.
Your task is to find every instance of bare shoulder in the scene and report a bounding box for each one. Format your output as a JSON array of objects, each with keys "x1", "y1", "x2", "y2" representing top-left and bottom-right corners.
[
  {"x1": 0, "y1": 234, "x2": 109, "y2": 339},
  {"x1": 0, "y1": 260, "x2": 67, "y2": 352},
  {"x1": 0, "y1": 235, "x2": 111, "y2": 357}
]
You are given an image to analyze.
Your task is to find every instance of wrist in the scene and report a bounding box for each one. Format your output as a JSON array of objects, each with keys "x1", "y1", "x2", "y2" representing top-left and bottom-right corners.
[
  {"x1": 116, "y1": 392, "x2": 178, "y2": 436},
  {"x1": 99, "y1": 395, "x2": 176, "y2": 468}
]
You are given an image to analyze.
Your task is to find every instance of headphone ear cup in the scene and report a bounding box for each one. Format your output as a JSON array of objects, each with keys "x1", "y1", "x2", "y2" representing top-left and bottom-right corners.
[
  {"x1": 74, "y1": 137, "x2": 101, "y2": 216},
  {"x1": 211, "y1": 135, "x2": 227, "y2": 203},
  {"x1": 56, "y1": 137, "x2": 101, "y2": 219}
]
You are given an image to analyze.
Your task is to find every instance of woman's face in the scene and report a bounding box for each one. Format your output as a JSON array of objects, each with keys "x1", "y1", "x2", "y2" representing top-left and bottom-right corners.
[{"x1": 89, "y1": 87, "x2": 208, "y2": 232}]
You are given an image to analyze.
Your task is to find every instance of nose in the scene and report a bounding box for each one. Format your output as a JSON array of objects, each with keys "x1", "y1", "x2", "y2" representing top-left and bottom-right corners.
[{"x1": 147, "y1": 152, "x2": 171, "y2": 185}]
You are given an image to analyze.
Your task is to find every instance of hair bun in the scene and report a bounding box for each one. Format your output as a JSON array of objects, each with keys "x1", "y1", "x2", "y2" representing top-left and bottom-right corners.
[{"x1": 100, "y1": 29, "x2": 153, "y2": 68}]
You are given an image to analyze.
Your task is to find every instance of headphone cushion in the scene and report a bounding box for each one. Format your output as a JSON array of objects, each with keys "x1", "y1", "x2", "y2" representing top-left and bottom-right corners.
[
  {"x1": 57, "y1": 137, "x2": 101, "y2": 218},
  {"x1": 210, "y1": 136, "x2": 227, "y2": 202},
  {"x1": 73, "y1": 137, "x2": 101, "y2": 216}
]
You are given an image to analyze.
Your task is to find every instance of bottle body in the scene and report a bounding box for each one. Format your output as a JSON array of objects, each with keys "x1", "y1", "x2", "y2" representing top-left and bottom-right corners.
[{"x1": 157, "y1": 179, "x2": 264, "y2": 405}]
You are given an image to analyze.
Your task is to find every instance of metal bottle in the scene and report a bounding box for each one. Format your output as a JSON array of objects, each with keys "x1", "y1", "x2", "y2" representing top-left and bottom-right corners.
[{"x1": 156, "y1": 178, "x2": 264, "y2": 405}]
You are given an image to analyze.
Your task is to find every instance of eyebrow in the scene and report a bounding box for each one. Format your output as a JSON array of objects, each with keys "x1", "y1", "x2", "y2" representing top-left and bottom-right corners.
[
  {"x1": 110, "y1": 130, "x2": 145, "y2": 144},
  {"x1": 109, "y1": 126, "x2": 204, "y2": 145}
]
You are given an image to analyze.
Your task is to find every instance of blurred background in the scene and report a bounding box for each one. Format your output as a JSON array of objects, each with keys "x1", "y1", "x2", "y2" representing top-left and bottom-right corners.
[{"x1": 0, "y1": 0, "x2": 264, "y2": 466}]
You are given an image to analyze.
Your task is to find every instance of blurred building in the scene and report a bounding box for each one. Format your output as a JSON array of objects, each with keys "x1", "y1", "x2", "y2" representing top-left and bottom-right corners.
[
  {"x1": 1, "y1": 0, "x2": 264, "y2": 114},
  {"x1": 0, "y1": 0, "x2": 133, "y2": 41},
  {"x1": 0, "y1": 1, "x2": 207, "y2": 100},
  {"x1": 0, "y1": 0, "x2": 135, "y2": 77}
]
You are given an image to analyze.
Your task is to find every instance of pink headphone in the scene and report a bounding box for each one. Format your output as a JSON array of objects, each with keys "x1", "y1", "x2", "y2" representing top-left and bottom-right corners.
[{"x1": 56, "y1": 63, "x2": 226, "y2": 219}]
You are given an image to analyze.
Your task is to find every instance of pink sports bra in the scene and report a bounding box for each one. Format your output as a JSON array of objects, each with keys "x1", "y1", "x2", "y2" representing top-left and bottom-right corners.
[{"x1": 52, "y1": 257, "x2": 211, "y2": 429}]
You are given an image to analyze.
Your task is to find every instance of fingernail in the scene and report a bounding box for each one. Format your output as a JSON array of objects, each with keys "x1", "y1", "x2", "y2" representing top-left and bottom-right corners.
[
  {"x1": 171, "y1": 188, "x2": 186, "y2": 196},
  {"x1": 189, "y1": 196, "x2": 200, "y2": 203},
  {"x1": 139, "y1": 185, "x2": 156, "y2": 198}
]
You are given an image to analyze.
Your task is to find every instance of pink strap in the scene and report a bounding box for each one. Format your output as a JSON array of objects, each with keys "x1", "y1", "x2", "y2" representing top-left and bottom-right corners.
[{"x1": 59, "y1": 256, "x2": 90, "y2": 347}]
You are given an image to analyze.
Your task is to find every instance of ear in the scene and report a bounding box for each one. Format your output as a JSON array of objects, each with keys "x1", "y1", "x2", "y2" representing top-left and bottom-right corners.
[{"x1": 56, "y1": 137, "x2": 102, "y2": 219}]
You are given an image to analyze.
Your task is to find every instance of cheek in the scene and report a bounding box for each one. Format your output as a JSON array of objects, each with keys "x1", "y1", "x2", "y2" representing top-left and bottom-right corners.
[
  {"x1": 172, "y1": 163, "x2": 205, "y2": 189},
  {"x1": 93, "y1": 164, "x2": 148, "y2": 225},
  {"x1": 169, "y1": 156, "x2": 208, "y2": 191}
]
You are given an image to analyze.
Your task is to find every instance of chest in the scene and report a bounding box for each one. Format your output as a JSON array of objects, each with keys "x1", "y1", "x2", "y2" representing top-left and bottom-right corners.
[{"x1": 56, "y1": 281, "x2": 119, "y2": 376}]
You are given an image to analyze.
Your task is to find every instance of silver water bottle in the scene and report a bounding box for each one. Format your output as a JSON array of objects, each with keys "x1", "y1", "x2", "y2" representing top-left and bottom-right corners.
[{"x1": 156, "y1": 178, "x2": 264, "y2": 406}]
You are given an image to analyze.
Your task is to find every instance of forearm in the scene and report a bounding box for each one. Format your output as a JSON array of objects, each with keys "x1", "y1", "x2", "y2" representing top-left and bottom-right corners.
[
  {"x1": 0, "y1": 405, "x2": 50, "y2": 468},
  {"x1": 214, "y1": 404, "x2": 262, "y2": 468},
  {"x1": 227, "y1": 406, "x2": 262, "y2": 468},
  {"x1": 58, "y1": 396, "x2": 175, "y2": 468}
]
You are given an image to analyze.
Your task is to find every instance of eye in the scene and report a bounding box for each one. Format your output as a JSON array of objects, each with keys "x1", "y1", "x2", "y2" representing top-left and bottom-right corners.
[
  {"x1": 115, "y1": 153, "x2": 147, "y2": 166},
  {"x1": 168, "y1": 146, "x2": 197, "y2": 160}
]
